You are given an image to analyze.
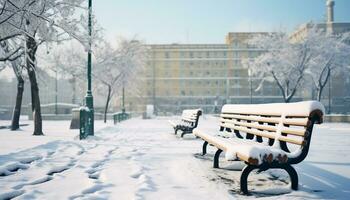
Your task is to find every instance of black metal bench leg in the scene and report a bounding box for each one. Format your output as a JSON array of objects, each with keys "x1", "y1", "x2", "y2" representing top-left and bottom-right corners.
[
  {"x1": 181, "y1": 131, "x2": 187, "y2": 138},
  {"x1": 202, "y1": 141, "x2": 208, "y2": 155},
  {"x1": 240, "y1": 165, "x2": 258, "y2": 195},
  {"x1": 282, "y1": 165, "x2": 298, "y2": 190},
  {"x1": 175, "y1": 128, "x2": 179, "y2": 135},
  {"x1": 213, "y1": 149, "x2": 223, "y2": 168}
]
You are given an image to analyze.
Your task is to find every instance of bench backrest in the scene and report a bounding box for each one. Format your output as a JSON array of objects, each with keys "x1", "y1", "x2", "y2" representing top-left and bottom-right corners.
[
  {"x1": 219, "y1": 101, "x2": 324, "y2": 164},
  {"x1": 181, "y1": 109, "x2": 202, "y2": 128}
]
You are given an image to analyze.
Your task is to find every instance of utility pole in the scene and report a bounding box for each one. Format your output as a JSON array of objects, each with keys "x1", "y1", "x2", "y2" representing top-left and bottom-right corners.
[
  {"x1": 152, "y1": 60, "x2": 157, "y2": 115},
  {"x1": 248, "y1": 67, "x2": 253, "y2": 104}
]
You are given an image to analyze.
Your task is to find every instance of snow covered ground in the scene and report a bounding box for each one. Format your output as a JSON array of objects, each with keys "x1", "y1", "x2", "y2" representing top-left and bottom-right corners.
[{"x1": 0, "y1": 116, "x2": 349, "y2": 200}]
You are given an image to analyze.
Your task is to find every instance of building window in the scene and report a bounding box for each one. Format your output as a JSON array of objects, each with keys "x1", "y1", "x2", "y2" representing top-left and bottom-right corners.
[{"x1": 165, "y1": 52, "x2": 170, "y2": 58}]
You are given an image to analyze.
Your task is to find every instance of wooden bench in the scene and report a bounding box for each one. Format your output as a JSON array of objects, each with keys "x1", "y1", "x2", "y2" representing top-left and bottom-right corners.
[
  {"x1": 169, "y1": 109, "x2": 202, "y2": 137},
  {"x1": 193, "y1": 101, "x2": 324, "y2": 194}
]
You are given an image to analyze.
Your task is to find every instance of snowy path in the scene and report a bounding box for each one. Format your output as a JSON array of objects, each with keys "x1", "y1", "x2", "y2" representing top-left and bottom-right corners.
[{"x1": 0, "y1": 117, "x2": 350, "y2": 199}]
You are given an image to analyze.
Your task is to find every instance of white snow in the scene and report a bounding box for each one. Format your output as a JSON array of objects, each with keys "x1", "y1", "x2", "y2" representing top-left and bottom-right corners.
[
  {"x1": 168, "y1": 109, "x2": 201, "y2": 127},
  {"x1": 222, "y1": 101, "x2": 325, "y2": 117},
  {"x1": 0, "y1": 116, "x2": 349, "y2": 199}
]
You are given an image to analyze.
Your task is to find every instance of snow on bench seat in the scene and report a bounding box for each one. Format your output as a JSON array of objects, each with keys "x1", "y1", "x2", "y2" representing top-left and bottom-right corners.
[{"x1": 193, "y1": 129, "x2": 288, "y2": 165}]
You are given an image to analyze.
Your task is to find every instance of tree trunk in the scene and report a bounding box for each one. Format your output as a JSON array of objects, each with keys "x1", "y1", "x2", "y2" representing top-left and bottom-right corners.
[
  {"x1": 1, "y1": 40, "x2": 25, "y2": 131},
  {"x1": 317, "y1": 88, "x2": 323, "y2": 101},
  {"x1": 317, "y1": 67, "x2": 331, "y2": 102},
  {"x1": 104, "y1": 85, "x2": 111, "y2": 123},
  {"x1": 71, "y1": 76, "x2": 77, "y2": 104},
  {"x1": 11, "y1": 76, "x2": 24, "y2": 130},
  {"x1": 26, "y1": 36, "x2": 44, "y2": 136},
  {"x1": 285, "y1": 96, "x2": 291, "y2": 103}
]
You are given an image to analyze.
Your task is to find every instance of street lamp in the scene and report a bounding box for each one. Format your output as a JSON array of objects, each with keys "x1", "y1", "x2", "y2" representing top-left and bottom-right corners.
[
  {"x1": 80, "y1": 0, "x2": 94, "y2": 139},
  {"x1": 328, "y1": 70, "x2": 332, "y2": 114},
  {"x1": 55, "y1": 63, "x2": 58, "y2": 115},
  {"x1": 122, "y1": 82, "x2": 125, "y2": 113}
]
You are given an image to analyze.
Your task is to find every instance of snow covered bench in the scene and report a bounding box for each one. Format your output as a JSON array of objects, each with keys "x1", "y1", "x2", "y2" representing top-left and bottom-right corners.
[
  {"x1": 169, "y1": 109, "x2": 202, "y2": 137},
  {"x1": 194, "y1": 101, "x2": 325, "y2": 194}
]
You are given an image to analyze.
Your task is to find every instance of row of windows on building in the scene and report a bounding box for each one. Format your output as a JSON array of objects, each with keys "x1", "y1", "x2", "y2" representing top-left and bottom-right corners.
[
  {"x1": 145, "y1": 68, "x2": 249, "y2": 78},
  {"x1": 146, "y1": 87, "x2": 281, "y2": 97},
  {"x1": 147, "y1": 59, "x2": 251, "y2": 68},
  {"x1": 148, "y1": 60, "x2": 249, "y2": 68},
  {"x1": 146, "y1": 78, "x2": 269, "y2": 87},
  {"x1": 160, "y1": 51, "x2": 260, "y2": 59}
]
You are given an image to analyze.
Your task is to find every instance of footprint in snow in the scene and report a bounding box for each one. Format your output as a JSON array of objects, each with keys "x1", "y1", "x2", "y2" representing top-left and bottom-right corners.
[
  {"x1": 46, "y1": 159, "x2": 76, "y2": 176},
  {"x1": 12, "y1": 176, "x2": 53, "y2": 189},
  {"x1": 0, "y1": 190, "x2": 25, "y2": 200},
  {"x1": 0, "y1": 162, "x2": 29, "y2": 177},
  {"x1": 69, "y1": 183, "x2": 114, "y2": 199}
]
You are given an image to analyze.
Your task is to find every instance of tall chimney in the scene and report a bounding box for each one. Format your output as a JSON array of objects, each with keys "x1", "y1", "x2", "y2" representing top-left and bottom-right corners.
[
  {"x1": 326, "y1": 0, "x2": 335, "y2": 34},
  {"x1": 327, "y1": 0, "x2": 335, "y2": 23}
]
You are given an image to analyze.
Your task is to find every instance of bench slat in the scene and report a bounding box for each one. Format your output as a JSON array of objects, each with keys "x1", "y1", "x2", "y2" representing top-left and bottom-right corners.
[
  {"x1": 182, "y1": 117, "x2": 196, "y2": 122},
  {"x1": 219, "y1": 119, "x2": 306, "y2": 137},
  {"x1": 220, "y1": 113, "x2": 309, "y2": 126},
  {"x1": 220, "y1": 123, "x2": 304, "y2": 145}
]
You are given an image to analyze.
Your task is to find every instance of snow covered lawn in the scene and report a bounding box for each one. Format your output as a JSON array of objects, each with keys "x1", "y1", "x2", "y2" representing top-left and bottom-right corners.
[{"x1": 0, "y1": 116, "x2": 349, "y2": 199}]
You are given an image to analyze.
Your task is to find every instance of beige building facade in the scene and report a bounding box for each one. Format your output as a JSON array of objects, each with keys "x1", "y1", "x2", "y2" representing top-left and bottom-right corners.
[{"x1": 124, "y1": 32, "x2": 300, "y2": 115}]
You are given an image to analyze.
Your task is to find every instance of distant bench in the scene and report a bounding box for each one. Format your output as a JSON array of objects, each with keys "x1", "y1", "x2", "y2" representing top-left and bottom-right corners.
[
  {"x1": 194, "y1": 101, "x2": 324, "y2": 194},
  {"x1": 169, "y1": 109, "x2": 202, "y2": 137}
]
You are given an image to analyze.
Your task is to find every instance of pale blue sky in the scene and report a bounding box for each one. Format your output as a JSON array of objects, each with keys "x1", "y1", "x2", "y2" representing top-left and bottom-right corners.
[{"x1": 94, "y1": 0, "x2": 350, "y2": 44}]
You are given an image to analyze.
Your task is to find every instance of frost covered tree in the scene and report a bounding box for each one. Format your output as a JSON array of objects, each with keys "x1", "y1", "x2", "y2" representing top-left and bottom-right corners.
[
  {"x1": 0, "y1": 41, "x2": 23, "y2": 63},
  {"x1": 0, "y1": 39, "x2": 26, "y2": 130},
  {"x1": 304, "y1": 27, "x2": 350, "y2": 101},
  {"x1": 42, "y1": 42, "x2": 86, "y2": 104},
  {"x1": 0, "y1": 0, "x2": 90, "y2": 135},
  {"x1": 94, "y1": 39, "x2": 147, "y2": 123},
  {"x1": 245, "y1": 32, "x2": 313, "y2": 102}
]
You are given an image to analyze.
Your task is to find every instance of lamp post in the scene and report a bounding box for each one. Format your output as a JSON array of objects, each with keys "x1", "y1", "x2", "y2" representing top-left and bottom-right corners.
[
  {"x1": 80, "y1": 0, "x2": 94, "y2": 138},
  {"x1": 328, "y1": 70, "x2": 332, "y2": 114},
  {"x1": 122, "y1": 83, "x2": 125, "y2": 113},
  {"x1": 55, "y1": 64, "x2": 58, "y2": 115}
]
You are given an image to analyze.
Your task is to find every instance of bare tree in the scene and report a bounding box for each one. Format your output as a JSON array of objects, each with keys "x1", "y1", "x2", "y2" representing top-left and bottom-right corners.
[
  {"x1": 42, "y1": 41, "x2": 86, "y2": 104},
  {"x1": 0, "y1": 39, "x2": 25, "y2": 130},
  {"x1": 304, "y1": 26, "x2": 350, "y2": 101},
  {"x1": 245, "y1": 32, "x2": 313, "y2": 102},
  {"x1": 94, "y1": 39, "x2": 147, "y2": 123}
]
